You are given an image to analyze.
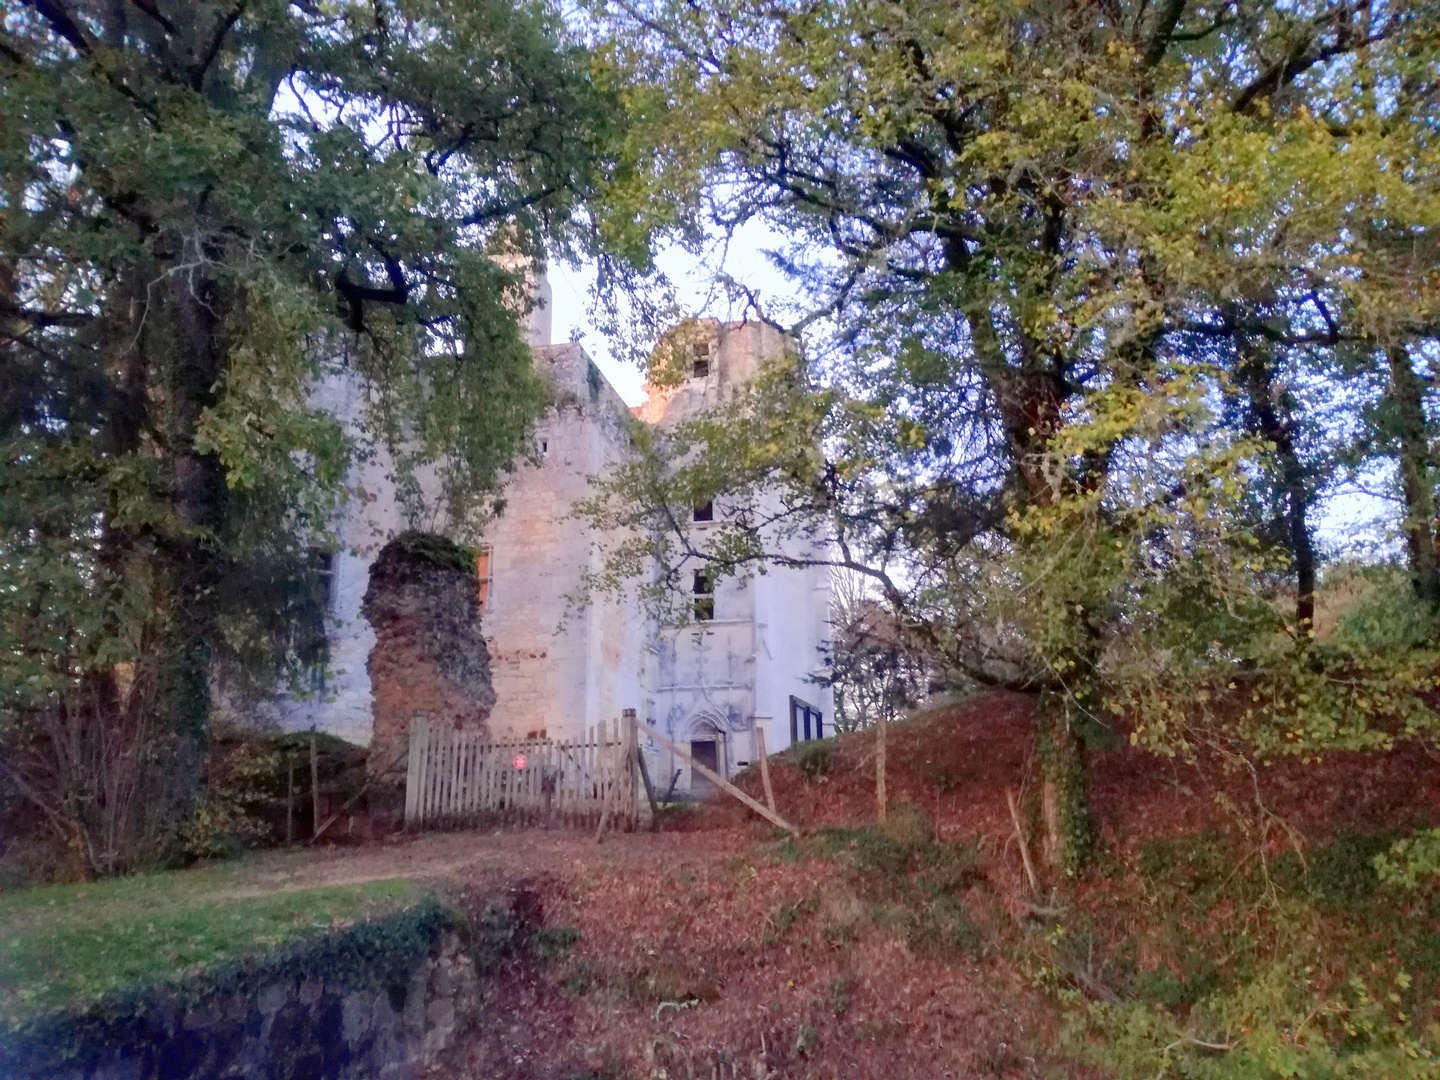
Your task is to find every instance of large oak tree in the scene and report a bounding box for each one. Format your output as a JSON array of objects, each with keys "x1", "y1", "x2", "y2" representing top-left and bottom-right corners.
[
  {"x1": 585, "y1": 0, "x2": 1440, "y2": 868},
  {"x1": 0, "y1": 0, "x2": 617, "y2": 874}
]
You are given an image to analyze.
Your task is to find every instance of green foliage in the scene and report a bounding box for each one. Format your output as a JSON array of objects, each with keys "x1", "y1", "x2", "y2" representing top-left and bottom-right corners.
[
  {"x1": 1068, "y1": 960, "x2": 1440, "y2": 1080},
  {"x1": 383, "y1": 530, "x2": 481, "y2": 578},
  {"x1": 1137, "y1": 834, "x2": 1239, "y2": 903},
  {"x1": 1326, "y1": 565, "x2": 1440, "y2": 653},
  {"x1": 532, "y1": 926, "x2": 583, "y2": 963},
  {"x1": 806, "y1": 823, "x2": 988, "y2": 967},
  {"x1": 790, "y1": 739, "x2": 835, "y2": 781},
  {"x1": 174, "y1": 731, "x2": 286, "y2": 861},
  {"x1": 1375, "y1": 829, "x2": 1440, "y2": 890},
  {"x1": 1295, "y1": 835, "x2": 1391, "y2": 908},
  {"x1": 1046, "y1": 829, "x2": 1440, "y2": 1078},
  {"x1": 0, "y1": 870, "x2": 421, "y2": 1025},
  {"x1": 0, "y1": 1, "x2": 621, "y2": 872},
  {"x1": 582, "y1": 0, "x2": 1440, "y2": 874}
]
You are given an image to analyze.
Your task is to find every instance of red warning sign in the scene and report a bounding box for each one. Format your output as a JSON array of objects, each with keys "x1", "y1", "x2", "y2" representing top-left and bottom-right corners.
[{"x1": 513, "y1": 753, "x2": 528, "y2": 770}]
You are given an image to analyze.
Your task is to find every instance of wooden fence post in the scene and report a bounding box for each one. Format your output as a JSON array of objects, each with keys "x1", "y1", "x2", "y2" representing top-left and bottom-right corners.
[
  {"x1": 754, "y1": 725, "x2": 777, "y2": 816},
  {"x1": 285, "y1": 755, "x2": 295, "y2": 846},
  {"x1": 622, "y1": 709, "x2": 638, "y2": 832},
  {"x1": 876, "y1": 713, "x2": 888, "y2": 824},
  {"x1": 404, "y1": 716, "x2": 427, "y2": 827},
  {"x1": 310, "y1": 734, "x2": 321, "y2": 839}
]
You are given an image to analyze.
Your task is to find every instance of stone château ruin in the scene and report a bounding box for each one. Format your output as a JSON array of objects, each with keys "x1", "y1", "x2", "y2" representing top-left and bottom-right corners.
[{"x1": 261, "y1": 280, "x2": 833, "y2": 796}]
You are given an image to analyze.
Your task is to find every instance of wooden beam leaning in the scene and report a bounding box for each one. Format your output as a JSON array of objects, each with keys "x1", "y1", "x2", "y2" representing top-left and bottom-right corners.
[
  {"x1": 636, "y1": 748, "x2": 660, "y2": 829},
  {"x1": 643, "y1": 725, "x2": 799, "y2": 836},
  {"x1": 311, "y1": 738, "x2": 410, "y2": 845}
]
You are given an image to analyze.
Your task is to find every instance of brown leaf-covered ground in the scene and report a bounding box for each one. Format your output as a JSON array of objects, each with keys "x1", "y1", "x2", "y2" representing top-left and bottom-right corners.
[
  {"x1": 435, "y1": 829, "x2": 1048, "y2": 1080},
  {"x1": 711, "y1": 692, "x2": 1440, "y2": 853},
  {"x1": 242, "y1": 691, "x2": 1440, "y2": 1079},
  {"x1": 238, "y1": 827, "x2": 1055, "y2": 1078}
]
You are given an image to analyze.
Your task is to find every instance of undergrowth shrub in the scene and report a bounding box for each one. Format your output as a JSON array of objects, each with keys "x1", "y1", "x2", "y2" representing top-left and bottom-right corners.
[
  {"x1": 808, "y1": 818, "x2": 989, "y2": 961},
  {"x1": 174, "y1": 731, "x2": 283, "y2": 860},
  {"x1": 791, "y1": 739, "x2": 835, "y2": 779},
  {"x1": 1047, "y1": 830, "x2": 1440, "y2": 1078},
  {"x1": 1376, "y1": 828, "x2": 1440, "y2": 889},
  {"x1": 1065, "y1": 959, "x2": 1440, "y2": 1079}
]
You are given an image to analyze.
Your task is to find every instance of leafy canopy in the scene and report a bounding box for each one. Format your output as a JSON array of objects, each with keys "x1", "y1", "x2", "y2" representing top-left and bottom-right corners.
[{"x1": 0, "y1": 0, "x2": 619, "y2": 872}]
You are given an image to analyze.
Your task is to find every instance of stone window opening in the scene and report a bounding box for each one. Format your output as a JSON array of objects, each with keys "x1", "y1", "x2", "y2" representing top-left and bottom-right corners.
[
  {"x1": 309, "y1": 547, "x2": 337, "y2": 617},
  {"x1": 476, "y1": 544, "x2": 493, "y2": 613},
  {"x1": 303, "y1": 547, "x2": 336, "y2": 694},
  {"x1": 691, "y1": 341, "x2": 711, "y2": 379},
  {"x1": 693, "y1": 500, "x2": 713, "y2": 523},
  {"x1": 692, "y1": 569, "x2": 714, "y2": 622}
]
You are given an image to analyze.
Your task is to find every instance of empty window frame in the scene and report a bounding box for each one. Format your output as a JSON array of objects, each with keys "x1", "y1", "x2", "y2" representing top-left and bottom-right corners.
[
  {"x1": 790, "y1": 696, "x2": 824, "y2": 743},
  {"x1": 308, "y1": 548, "x2": 337, "y2": 616},
  {"x1": 693, "y1": 500, "x2": 714, "y2": 522},
  {"x1": 476, "y1": 544, "x2": 493, "y2": 613},
  {"x1": 301, "y1": 548, "x2": 336, "y2": 693},
  {"x1": 691, "y1": 341, "x2": 711, "y2": 379},
  {"x1": 692, "y1": 569, "x2": 715, "y2": 622}
]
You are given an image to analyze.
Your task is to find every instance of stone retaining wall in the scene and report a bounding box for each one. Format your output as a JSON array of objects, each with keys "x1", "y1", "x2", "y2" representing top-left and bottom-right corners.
[{"x1": 3, "y1": 907, "x2": 482, "y2": 1080}]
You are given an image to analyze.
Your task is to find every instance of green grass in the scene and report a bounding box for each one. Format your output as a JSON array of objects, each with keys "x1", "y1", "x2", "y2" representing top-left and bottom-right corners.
[{"x1": 0, "y1": 862, "x2": 420, "y2": 1023}]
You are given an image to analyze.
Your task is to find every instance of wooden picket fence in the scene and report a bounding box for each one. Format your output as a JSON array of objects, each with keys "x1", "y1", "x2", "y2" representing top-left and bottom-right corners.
[{"x1": 404, "y1": 711, "x2": 638, "y2": 829}]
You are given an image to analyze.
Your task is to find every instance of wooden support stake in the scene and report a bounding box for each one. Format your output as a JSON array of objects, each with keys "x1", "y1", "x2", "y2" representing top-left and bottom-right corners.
[
  {"x1": 876, "y1": 714, "x2": 888, "y2": 824},
  {"x1": 310, "y1": 735, "x2": 321, "y2": 839},
  {"x1": 644, "y1": 725, "x2": 799, "y2": 836},
  {"x1": 622, "y1": 708, "x2": 638, "y2": 832},
  {"x1": 285, "y1": 756, "x2": 295, "y2": 846},
  {"x1": 754, "y1": 725, "x2": 777, "y2": 816},
  {"x1": 1006, "y1": 788, "x2": 1040, "y2": 894},
  {"x1": 636, "y1": 747, "x2": 660, "y2": 829}
]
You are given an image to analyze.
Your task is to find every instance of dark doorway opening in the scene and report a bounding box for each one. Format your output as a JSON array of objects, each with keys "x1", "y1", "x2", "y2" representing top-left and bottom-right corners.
[{"x1": 690, "y1": 738, "x2": 719, "y2": 798}]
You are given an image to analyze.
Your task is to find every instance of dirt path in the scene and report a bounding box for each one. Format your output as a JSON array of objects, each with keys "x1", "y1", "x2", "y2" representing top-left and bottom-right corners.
[
  {"x1": 247, "y1": 826, "x2": 1056, "y2": 1079},
  {"x1": 223, "y1": 828, "x2": 684, "y2": 896}
]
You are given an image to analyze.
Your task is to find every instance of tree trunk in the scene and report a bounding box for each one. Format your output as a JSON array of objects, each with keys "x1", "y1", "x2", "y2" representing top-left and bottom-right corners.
[
  {"x1": 1035, "y1": 685, "x2": 1092, "y2": 874},
  {"x1": 1387, "y1": 345, "x2": 1440, "y2": 608},
  {"x1": 1237, "y1": 343, "x2": 1316, "y2": 635}
]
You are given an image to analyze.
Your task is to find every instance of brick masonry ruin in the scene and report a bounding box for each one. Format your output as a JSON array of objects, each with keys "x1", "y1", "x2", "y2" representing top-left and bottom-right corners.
[{"x1": 361, "y1": 533, "x2": 495, "y2": 779}]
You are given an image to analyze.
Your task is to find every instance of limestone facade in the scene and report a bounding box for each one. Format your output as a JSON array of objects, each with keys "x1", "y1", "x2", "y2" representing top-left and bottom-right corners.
[
  {"x1": 265, "y1": 306, "x2": 832, "y2": 790},
  {"x1": 637, "y1": 320, "x2": 834, "y2": 793}
]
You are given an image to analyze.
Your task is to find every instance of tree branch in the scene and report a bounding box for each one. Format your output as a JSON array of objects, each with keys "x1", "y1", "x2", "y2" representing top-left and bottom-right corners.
[
  {"x1": 24, "y1": 0, "x2": 93, "y2": 55},
  {"x1": 1141, "y1": 0, "x2": 1188, "y2": 68}
]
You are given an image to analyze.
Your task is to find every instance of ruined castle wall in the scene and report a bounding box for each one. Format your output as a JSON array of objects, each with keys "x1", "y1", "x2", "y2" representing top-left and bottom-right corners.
[
  {"x1": 362, "y1": 534, "x2": 495, "y2": 774},
  {"x1": 478, "y1": 344, "x2": 644, "y2": 742},
  {"x1": 244, "y1": 315, "x2": 825, "y2": 779}
]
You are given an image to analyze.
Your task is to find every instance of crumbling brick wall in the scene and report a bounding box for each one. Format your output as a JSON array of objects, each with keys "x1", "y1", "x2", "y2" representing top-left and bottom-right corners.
[{"x1": 362, "y1": 533, "x2": 495, "y2": 779}]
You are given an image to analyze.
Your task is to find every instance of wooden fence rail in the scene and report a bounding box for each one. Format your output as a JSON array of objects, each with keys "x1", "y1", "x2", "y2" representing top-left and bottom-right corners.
[{"x1": 404, "y1": 712, "x2": 637, "y2": 829}]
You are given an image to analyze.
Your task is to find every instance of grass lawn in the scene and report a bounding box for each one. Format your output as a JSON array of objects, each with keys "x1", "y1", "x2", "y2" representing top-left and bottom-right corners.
[{"x1": 0, "y1": 859, "x2": 420, "y2": 1025}]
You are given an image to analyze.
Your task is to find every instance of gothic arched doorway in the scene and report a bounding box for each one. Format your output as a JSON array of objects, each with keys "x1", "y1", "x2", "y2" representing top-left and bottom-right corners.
[{"x1": 686, "y1": 714, "x2": 724, "y2": 798}]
